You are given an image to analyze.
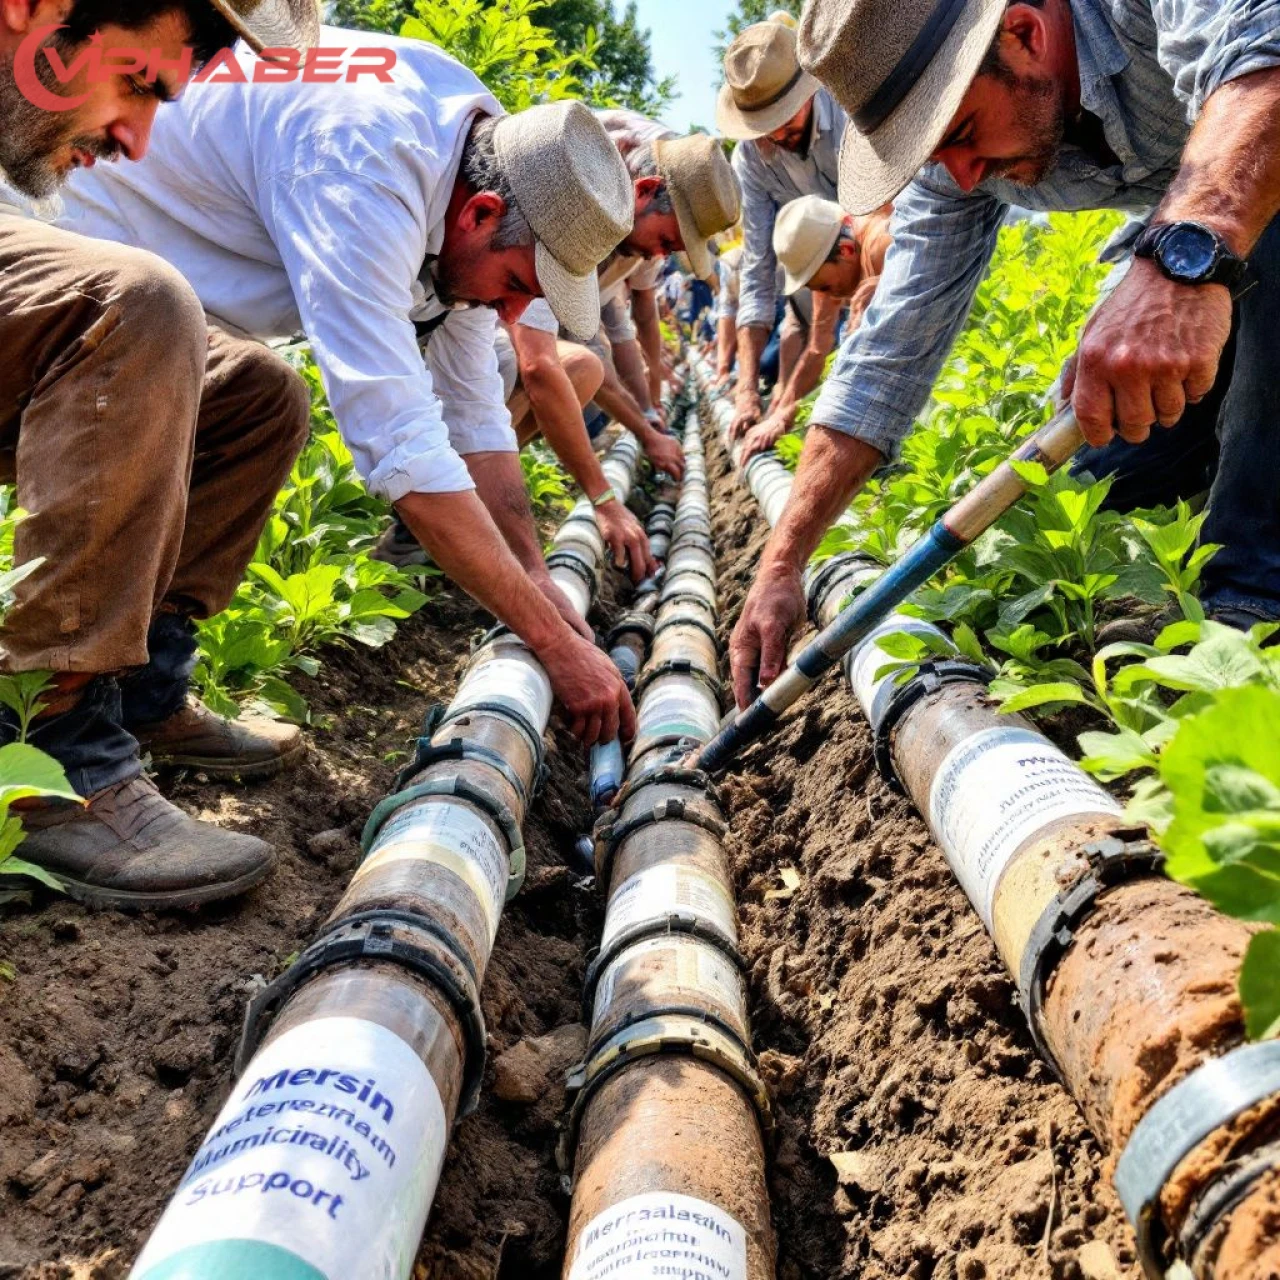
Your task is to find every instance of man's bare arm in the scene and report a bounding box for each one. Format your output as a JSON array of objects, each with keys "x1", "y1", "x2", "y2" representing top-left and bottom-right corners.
[
  {"x1": 716, "y1": 315, "x2": 738, "y2": 382},
  {"x1": 612, "y1": 336, "x2": 655, "y2": 415},
  {"x1": 631, "y1": 285, "x2": 665, "y2": 407},
  {"x1": 730, "y1": 323, "x2": 770, "y2": 436}
]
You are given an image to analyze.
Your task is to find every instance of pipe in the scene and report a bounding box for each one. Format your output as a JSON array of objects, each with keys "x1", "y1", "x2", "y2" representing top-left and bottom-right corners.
[
  {"x1": 128, "y1": 429, "x2": 649, "y2": 1280},
  {"x1": 692, "y1": 355, "x2": 1280, "y2": 1280},
  {"x1": 561, "y1": 392, "x2": 776, "y2": 1280}
]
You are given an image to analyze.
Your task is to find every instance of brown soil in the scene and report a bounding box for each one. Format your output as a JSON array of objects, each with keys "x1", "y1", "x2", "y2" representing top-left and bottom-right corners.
[{"x1": 1, "y1": 425, "x2": 1149, "y2": 1280}]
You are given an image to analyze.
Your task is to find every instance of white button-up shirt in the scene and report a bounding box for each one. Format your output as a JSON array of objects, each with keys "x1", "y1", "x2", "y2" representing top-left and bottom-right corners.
[{"x1": 56, "y1": 28, "x2": 514, "y2": 500}]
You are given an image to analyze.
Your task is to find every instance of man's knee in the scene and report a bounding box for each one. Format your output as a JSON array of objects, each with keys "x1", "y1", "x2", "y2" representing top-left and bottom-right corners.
[
  {"x1": 559, "y1": 343, "x2": 604, "y2": 407},
  {"x1": 105, "y1": 247, "x2": 207, "y2": 371},
  {"x1": 213, "y1": 335, "x2": 312, "y2": 453}
]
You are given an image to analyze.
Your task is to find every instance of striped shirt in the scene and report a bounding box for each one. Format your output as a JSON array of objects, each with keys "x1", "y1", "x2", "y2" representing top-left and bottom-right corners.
[
  {"x1": 732, "y1": 87, "x2": 846, "y2": 328},
  {"x1": 813, "y1": 0, "x2": 1280, "y2": 459}
]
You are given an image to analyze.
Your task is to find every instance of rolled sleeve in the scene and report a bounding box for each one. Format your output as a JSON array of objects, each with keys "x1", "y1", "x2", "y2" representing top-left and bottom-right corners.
[
  {"x1": 733, "y1": 145, "x2": 780, "y2": 330},
  {"x1": 811, "y1": 170, "x2": 1007, "y2": 459},
  {"x1": 425, "y1": 305, "x2": 518, "y2": 456},
  {"x1": 1153, "y1": 0, "x2": 1280, "y2": 118},
  {"x1": 261, "y1": 169, "x2": 474, "y2": 501}
]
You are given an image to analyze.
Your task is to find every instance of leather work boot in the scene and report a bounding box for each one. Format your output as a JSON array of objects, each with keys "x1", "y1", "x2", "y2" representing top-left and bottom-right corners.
[
  {"x1": 132, "y1": 699, "x2": 304, "y2": 781},
  {"x1": 14, "y1": 775, "x2": 276, "y2": 910}
]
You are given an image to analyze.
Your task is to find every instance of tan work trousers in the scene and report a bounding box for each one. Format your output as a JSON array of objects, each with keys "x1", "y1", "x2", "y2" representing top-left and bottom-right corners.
[{"x1": 0, "y1": 214, "x2": 311, "y2": 674}]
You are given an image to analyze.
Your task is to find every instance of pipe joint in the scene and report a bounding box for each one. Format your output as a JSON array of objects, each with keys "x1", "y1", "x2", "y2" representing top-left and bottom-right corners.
[
  {"x1": 237, "y1": 908, "x2": 489, "y2": 1115},
  {"x1": 633, "y1": 657, "x2": 722, "y2": 704},
  {"x1": 805, "y1": 551, "x2": 882, "y2": 625},
  {"x1": 394, "y1": 730, "x2": 533, "y2": 808},
  {"x1": 438, "y1": 699, "x2": 546, "y2": 777},
  {"x1": 594, "y1": 795, "x2": 727, "y2": 888},
  {"x1": 1017, "y1": 833, "x2": 1166, "y2": 1081},
  {"x1": 872, "y1": 659, "x2": 994, "y2": 789},
  {"x1": 606, "y1": 611, "x2": 656, "y2": 651},
  {"x1": 545, "y1": 548, "x2": 601, "y2": 595},
  {"x1": 361, "y1": 774, "x2": 527, "y2": 901}
]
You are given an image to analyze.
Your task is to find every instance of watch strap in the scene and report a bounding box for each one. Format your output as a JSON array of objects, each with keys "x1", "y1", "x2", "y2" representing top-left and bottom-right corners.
[{"x1": 1135, "y1": 220, "x2": 1248, "y2": 291}]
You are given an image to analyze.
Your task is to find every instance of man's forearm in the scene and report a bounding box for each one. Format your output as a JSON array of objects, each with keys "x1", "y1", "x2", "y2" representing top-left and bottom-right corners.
[
  {"x1": 463, "y1": 450, "x2": 546, "y2": 576},
  {"x1": 524, "y1": 369, "x2": 613, "y2": 501},
  {"x1": 716, "y1": 316, "x2": 738, "y2": 378},
  {"x1": 396, "y1": 488, "x2": 563, "y2": 651},
  {"x1": 612, "y1": 337, "x2": 654, "y2": 414},
  {"x1": 771, "y1": 332, "x2": 837, "y2": 422},
  {"x1": 632, "y1": 291, "x2": 664, "y2": 406},
  {"x1": 1158, "y1": 66, "x2": 1280, "y2": 256},
  {"x1": 761, "y1": 425, "x2": 883, "y2": 574},
  {"x1": 735, "y1": 324, "x2": 770, "y2": 397},
  {"x1": 595, "y1": 357, "x2": 657, "y2": 442}
]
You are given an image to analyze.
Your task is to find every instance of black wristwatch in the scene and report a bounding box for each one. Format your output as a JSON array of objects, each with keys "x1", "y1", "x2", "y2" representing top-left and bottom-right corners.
[{"x1": 1133, "y1": 220, "x2": 1248, "y2": 292}]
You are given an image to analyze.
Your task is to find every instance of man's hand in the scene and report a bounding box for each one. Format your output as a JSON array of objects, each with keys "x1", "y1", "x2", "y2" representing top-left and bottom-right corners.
[
  {"x1": 729, "y1": 563, "x2": 806, "y2": 710},
  {"x1": 530, "y1": 568, "x2": 594, "y2": 640},
  {"x1": 739, "y1": 414, "x2": 789, "y2": 463},
  {"x1": 729, "y1": 392, "x2": 762, "y2": 440},
  {"x1": 596, "y1": 499, "x2": 658, "y2": 583},
  {"x1": 537, "y1": 629, "x2": 637, "y2": 745},
  {"x1": 1068, "y1": 259, "x2": 1232, "y2": 447},
  {"x1": 643, "y1": 427, "x2": 686, "y2": 480}
]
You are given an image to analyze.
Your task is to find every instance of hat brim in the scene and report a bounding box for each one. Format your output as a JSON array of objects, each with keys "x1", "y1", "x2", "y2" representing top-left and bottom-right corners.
[
  {"x1": 783, "y1": 221, "x2": 840, "y2": 294},
  {"x1": 715, "y1": 71, "x2": 820, "y2": 141},
  {"x1": 208, "y1": 0, "x2": 320, "y2": 53},
  {"x1": 836, "y1": 0, "x2": 1006, "y2": 215},
  {"x1": 669, "y1": 189, "x2": 715, "y2": 283},
  {"x1": 535, "y1": 241, "x2": 601, "y2": 344}
]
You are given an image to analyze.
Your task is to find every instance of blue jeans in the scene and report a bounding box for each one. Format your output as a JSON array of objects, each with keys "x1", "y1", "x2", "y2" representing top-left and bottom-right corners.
[{"x1": 1072, "y1": 215, "x2": 1280, "y2": 621}]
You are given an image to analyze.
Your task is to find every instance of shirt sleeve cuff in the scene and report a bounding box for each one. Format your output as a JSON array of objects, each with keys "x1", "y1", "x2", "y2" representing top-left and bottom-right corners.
[
  {"x1": 367, "y1": 441, "x2": 475, "y2": 502},
  {"x1": 810, "y1": 375, "x2": 922, "y2": 462},
  {"x1": 452, "y1": 421, "x2": 519, "y2": 456}
]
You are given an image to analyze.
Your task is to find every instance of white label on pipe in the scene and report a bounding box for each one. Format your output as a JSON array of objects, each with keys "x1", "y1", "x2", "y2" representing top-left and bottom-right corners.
[
  {"x1": 595, "y1": 935, "x2": 743, "y2": 1015},
  {"x1": 568, "y1": 1191, "x2": 748, "y2": 1280},
  {"x1": 848, "y1": 616, "x2": 947, "y2": 732},
  {"x1": 451, "y1": 654, "x2": 553, "y2": 729},
  {"x1": 927, "y1": 726, "x2": 1123, "y2": 931},
  {"x1": 636, "y1": 683, "x2": 721, "y2": 745},
  {"x1": 363, "y1": 802, "x2": 507, "y2": 944},
  {"x1": 131, "y1": 1016, "x2": 448, "y2": 1280},
  {"x1": 601, "y1": 865, "x2": 737, "y2": 951}
]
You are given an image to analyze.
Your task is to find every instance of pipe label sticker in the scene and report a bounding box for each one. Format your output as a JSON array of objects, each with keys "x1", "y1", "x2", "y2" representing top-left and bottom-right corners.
[
  {"x1": 452, "y1": 653, "x2": 553, "y2": 729},
  {"x1": 363, "y1": 801, "x2": 507, "y2": 944},
  {"x1": 595, "y1": 935, "x2": 744, "y2": 1017},
  {"x1": 927, "y1": 726, "x2": 1123, "y2": 931},
  {"x1": 568, "y1": 1191, "x2": 748, "y2": 1280},
  {"x1": 636, "y1": 683, "x2": 721, "y2": 746},
  {"x1": 848, "y1": 616, "x2": 946, "y2": 731},
  {"x1": 601, "y1": 865, "x2": 737, "y2": 951},
  {"x1": 132, "y1": 1016, "x2": 448, "y2": 1280}
]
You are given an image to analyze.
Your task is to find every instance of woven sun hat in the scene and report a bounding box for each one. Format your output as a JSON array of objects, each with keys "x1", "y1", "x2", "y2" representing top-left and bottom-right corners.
[
  {"x1": 716, "y1": 21, "x2": 821, "y2": 141},
  {"x1": 653, "y1": 134, "x2": 741, "y2": 283},
  {"x1": 773, "y1": 194, "x2": 845, "y2": 293},
  {"x1": 492, "y1": 101, "x2": 634, "y2": 343},
  {"x1": 208, "y1": 0, "x2": 320, "y2": 51},
  {"x1": 798, "y1": 0, "x2": 1007, "y2": 215}
]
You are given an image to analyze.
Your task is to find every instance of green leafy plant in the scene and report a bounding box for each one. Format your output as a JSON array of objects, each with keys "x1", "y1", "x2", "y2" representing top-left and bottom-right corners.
[
  {"x1": 0, "y1": 743, "x2": 78, "y2": 902},
  {"x1": 521, "y1": 443, "x2": 572, "y2": 516}
]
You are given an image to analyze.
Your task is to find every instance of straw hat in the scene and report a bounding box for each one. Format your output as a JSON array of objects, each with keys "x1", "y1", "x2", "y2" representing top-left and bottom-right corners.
[
  {"x1": 492, "y1": 101, "x2": 634, "y2": 342},
  {"x1": 798, "y1": 0, "x2": 1007, "y2": 215},
  {"x1": 653, "y1": 134, "x2": 741, "y2": 282},
  {"x1": 773, "y1": 194, "x2": 844, "y2": 293},
  {"x1": 716, "y1": 21, "x2": 820, "y2": 141},
  {"x1": 208, "y1": 0, "x2": 320, "y2": 52}
]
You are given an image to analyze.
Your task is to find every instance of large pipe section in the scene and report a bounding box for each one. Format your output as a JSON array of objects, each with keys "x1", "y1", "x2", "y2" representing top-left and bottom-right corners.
[
  {"x1": 128, "y1": 431, "x2": 647, "y2": 1280},
  {"x1": 694, "y1": 356, "x2": 1280, "y2": 1280},
  {"x1": 561, "y1": 396, "x2": 776, "y2": 1280}
]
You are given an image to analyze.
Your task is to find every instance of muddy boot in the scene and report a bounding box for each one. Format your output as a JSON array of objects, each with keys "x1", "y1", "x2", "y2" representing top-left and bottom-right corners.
[
  {"x1": 16, "y1": 774, "x2": 275, "y2": 910},
  {"x1": 132, "y1": 697, "x2": 303, "y2": 780},
  {"x1": 370, "y1": 514, "x2": 431, "y2": 568},
  {"x1": 121, "y1": 612, "x2": 302, "y2": 780}
]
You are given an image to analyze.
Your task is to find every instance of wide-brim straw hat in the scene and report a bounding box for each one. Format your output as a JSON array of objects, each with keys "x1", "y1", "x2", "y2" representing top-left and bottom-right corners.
[
  {"x1": 208, "y1": 0, "x2": 320, "y2": 52},
  {"x1": 773, "y1": 194, "x2": 843, "y2": 293},
  {"x1": 654, "y1": 134, "x2": 741, "y2": 282},
  {"x1": 493, "y1": 101, "x2": 634, "y2": 342},
  {"x1": 716, "y1": 21, "x2": 820, "y2": 141},
  {"x1": 798, "y1": 0, "x2": 1006, "y2": 215}
]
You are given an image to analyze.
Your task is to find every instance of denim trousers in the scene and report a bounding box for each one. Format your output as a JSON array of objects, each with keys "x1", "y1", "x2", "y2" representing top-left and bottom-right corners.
[{"x1": 1072, "y1": 215, "x2": 1280, "y2": 621}]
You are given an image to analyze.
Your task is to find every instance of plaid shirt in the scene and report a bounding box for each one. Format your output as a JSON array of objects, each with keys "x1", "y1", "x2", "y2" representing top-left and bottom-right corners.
[
  {"x1": 732, "y1": 87, "x2": 846, "y2": 328},
  {"x1": 813, "y1": 0, "x2": 1280, "y2": 459}
]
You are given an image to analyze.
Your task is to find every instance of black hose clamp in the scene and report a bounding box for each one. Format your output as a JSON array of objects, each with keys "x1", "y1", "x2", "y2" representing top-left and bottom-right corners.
[
  {"x1": 438, "y1": 698, "x2": 546, "y2": 777},
  {"x1": 605, "y1": 612, "x2": 656, "y2": 651},
  {"x1": 659, "y1": 560, "x2": 716, "y2": 590},
  {"x1": 544, "y1": 549, "x2": 599, "y2": 594},
  {"x1": 1178, "y1": 1137, "x2": 1280, "y2": 1272},
  {"x1": 593, "y1": 795, "x2": 728, "y2": 889},
  {"x1": 582, "y1": 913, "x2": 746, "y2": 1020},
  {"x1": 658, "y1": 588, "x2": 716, "y2": 613},
  {"x1": 804, "y1": 551, "x2": 881, "y2": 624},
  {"x1": 872, "y1": 658, "x2": 994, "y2": 790},
  {"x1": 558, "y1": 1011, "x2": 772, "y2": 1174},
  {"x1": 650, "y1": 610, "x2": 720, "y2": 650},
  {"x1": 361, "y1": 773, "x2": 527, "y2": 900},
  {"x1": 609, "y1": 762, "x2": 721, "y2": 813},
  {"x1": 668, "y1": 529, "x2": 716, "y2": 557},
  {"x1": 633, "y1": 657, "x2": 722, "y2": 703},
  {"x1": 236, "y1": 908, "x2": 489, "y2": 1117},
  {"x1": 394, "y1": 733, "x2": 532, "y2": 809},
  {"x1": 562, "y1": 508, "x2": 602, "y2": 530},
  {"x1": 1016, "y1": 834, "x2": 1165, "y2": 1083}
]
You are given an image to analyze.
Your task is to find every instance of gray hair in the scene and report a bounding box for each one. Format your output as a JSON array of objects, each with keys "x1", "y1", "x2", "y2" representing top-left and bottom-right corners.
[
  {"x1": 625, "y1": 143, "x2": 674, "y2": 216},
  {"x1": 460, "y1": 115, "x2": 534, "y2": 250}
]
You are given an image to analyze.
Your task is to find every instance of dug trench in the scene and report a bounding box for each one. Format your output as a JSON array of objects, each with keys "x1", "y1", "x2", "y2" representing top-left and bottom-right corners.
[{"x1": 2, "y1": 427, "x2": 1143, "y2": 1280}]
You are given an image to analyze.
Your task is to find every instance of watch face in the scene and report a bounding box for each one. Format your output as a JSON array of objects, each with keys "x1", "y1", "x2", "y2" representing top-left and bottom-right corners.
[{"x1": 1161, "y1": 224, "x2": 1218, "y2": 281}]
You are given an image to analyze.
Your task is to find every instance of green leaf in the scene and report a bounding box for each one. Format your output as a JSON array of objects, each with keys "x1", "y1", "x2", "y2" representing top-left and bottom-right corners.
[
  {"x1": 1010, "y1": 459, "x2": 1049, "y2": 488},
  {"x1": 998, "y1": 681, "x2": 1092, "y2": 714},
  {"x1": 0, "y1": 743, "x2": 79, "y2": 805},
  {"x1": 0, "y1": 854, "x2": 64, "y2": 892},
  {"x1": 1240, "y1": 929, "x2": 1280, "y2": 1040},
  {"x1": 1078, "y1": 726, "x2": 1158, "y2": 780}
]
